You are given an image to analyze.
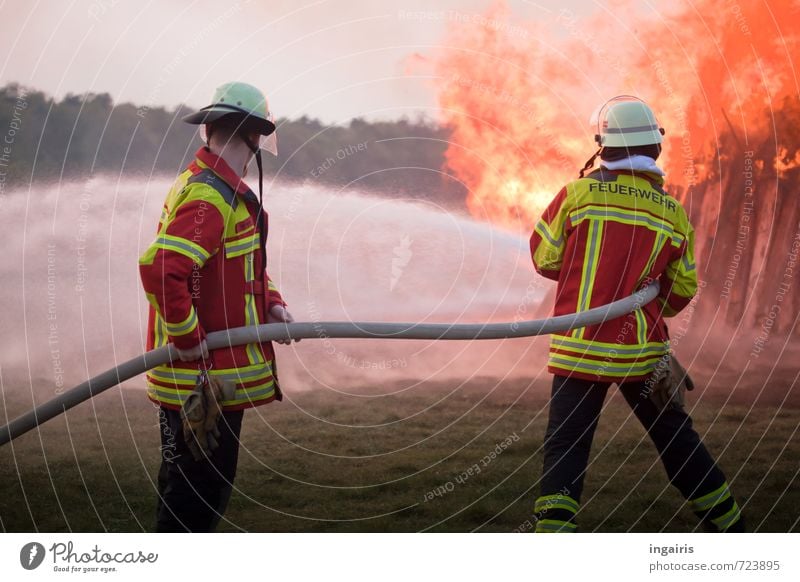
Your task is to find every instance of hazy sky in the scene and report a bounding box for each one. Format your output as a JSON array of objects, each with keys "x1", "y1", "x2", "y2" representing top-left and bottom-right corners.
[{"x1": 0, "y1": 0, "x2": 599, "y2": 122}]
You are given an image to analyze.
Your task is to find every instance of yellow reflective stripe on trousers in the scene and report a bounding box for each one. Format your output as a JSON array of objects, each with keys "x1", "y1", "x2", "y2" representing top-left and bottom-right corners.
[
  {"x1": 534, "y1": 494, "x2": 579, "y2": 514},
  {"x1": 711, "y1": 502, "x2": 741, "y2": 530},
  {"x1": 224, "y1": 233, "x2": 259, "y2": 258},
  {"x1": 573, "y1": 219, "x2": 603, "y2": 339},
  {"x1": 689, "y1": 482, "x2": 731, "y2": 512},
  {"x1": 244, "y1": 293, "x2": 265, "y2": 365}
]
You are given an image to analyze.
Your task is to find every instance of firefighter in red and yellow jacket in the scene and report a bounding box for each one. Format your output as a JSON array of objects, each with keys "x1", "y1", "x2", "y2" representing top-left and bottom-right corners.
[
  {"x1": 529, "y1": 96, "x2": 743, "y2": 533},
  {"x1": 139, "y1": 82, "x2": 295, "y2": 532}
]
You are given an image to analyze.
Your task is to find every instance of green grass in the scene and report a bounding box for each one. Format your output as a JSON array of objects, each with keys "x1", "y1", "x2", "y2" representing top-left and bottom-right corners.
[{"x1": 1, "y1": 379, "x2": 798, "y2": 532}]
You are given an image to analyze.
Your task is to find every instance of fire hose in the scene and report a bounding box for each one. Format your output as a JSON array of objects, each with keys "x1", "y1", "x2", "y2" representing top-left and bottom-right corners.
[{"x1": 0, "y1": 282, "x2": 659, "y2": 446}]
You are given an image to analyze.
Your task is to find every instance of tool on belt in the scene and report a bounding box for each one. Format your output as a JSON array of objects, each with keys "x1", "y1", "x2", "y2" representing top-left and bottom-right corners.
[
  {"x1": 180, "y1": 366, "x2": 237, "y2": 461},
  {"x1": 649, "y1": 352, "x2": 695, "y2": 411}
]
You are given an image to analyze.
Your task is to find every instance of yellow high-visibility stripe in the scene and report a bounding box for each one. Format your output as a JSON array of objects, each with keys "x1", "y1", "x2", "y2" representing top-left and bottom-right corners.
[
  {"x1": 534, "y1": 494, "x2": 580, "y2": 514},
  {"x1": 142, "y1": 233, "x2": 212, "y2": 266},
  {"x1": 244, "y1": 293, "x2": 265, "y2": 365},
  {"x1": 153, "y1": 313, "x2": 167, "y2": 348},
  {"x1": 634, "y1": 308, "x2": 648, "y2": 345},
  {"x1": 549, "y1": 354, "x2": 664, "y2": 376},
  {"x1": 570, "y1": 206, "x2": 682, "y2": 248},
  {"x1": 245, "y1": 252, "x2": 255, "y2": 282},
  {"x1": 711, "y1": 502, "x2": 741, "y2": 530},
  {"x1": 148, "y1": 367, "x2": 201, "y2": 386},
  {"x1": 224, "y1": 233, "x2": 259, "y2": 258},
  {"x1": 535, "y1": 220, "x2": 563, "y2": 248},
  {"x1": 164, "y1": 307, "x2": 198, "y2": 337},
  {"x1": 573, "y1": 219, "x2": 603, "y2": 339},
  {"x1": 549, "y1": 352, "x2": 665, "y2": 369},
  {"x1": 550, "y1": 333, "x2": 667, "y2": 351},
  {"x1": 148, "y1": 361, "x2": 274, "y2": 387},
  {"x1": 147, "y1": 378, "x2": 275, "y2": 408},
  {"x1": 551, "y1": 336, "x2": 668, "y2": 360},
  {"x1": 689, "y1": 482, "x2": 731, "y2": 512},
  {"x1": 221, "y1": 380, "x2": 276, "y2": 406}
]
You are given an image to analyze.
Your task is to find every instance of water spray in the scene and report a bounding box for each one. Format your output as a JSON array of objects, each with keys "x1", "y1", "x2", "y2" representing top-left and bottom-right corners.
[{"x1": 0, "y1": 282, "x2": 659, "y2": 446}]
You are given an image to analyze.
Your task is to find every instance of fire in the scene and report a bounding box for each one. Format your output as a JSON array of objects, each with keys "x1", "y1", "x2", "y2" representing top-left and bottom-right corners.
[{"x1": 422, "y1": 0, "x2": 800, "y2": 230}]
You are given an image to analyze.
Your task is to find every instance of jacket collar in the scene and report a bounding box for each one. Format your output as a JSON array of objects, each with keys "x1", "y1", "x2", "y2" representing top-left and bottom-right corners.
[
  {"x1": 193, "y1": 146, "x2": 253, "y2": 195},
  {"x1": 600, "y1": 154, "x2": 666, "y2": 185}
]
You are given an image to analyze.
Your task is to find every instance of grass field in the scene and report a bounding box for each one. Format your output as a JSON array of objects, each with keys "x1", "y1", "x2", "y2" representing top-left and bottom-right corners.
[{"x1": 1, "y1": 379, "x2": 798, "y2": 533}]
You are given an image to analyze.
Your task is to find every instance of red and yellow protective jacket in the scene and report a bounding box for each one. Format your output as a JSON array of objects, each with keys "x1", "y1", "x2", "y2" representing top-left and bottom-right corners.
[
  {"x1": 530, "y1": 167, "x2": 697, "y2": 383},
  {"x1": 139, "y1": 147, "x2": 286, "y2": 410}
]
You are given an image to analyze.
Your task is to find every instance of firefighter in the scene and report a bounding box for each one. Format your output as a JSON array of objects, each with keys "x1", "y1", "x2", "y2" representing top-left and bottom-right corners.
[
  {"x1": 139, "y1": 81, "x2": 296, "y2": 532},
  {"x1": 529, "y1": 96, "x2": 744, "y2": 533}
]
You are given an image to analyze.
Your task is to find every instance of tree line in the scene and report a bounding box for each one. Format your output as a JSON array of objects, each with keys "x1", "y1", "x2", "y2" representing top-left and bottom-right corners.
[{"x1": 0, "y1": 83, "x2": 466, "y2": 207}]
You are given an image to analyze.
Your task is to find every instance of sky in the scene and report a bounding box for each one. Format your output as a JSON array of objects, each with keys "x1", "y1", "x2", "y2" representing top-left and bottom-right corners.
[{"x1": 0, "y1": 0, "x2": 600, "y2": 123}]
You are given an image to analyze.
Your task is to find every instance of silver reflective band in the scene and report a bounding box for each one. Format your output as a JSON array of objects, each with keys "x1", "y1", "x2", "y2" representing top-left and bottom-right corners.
[{"x1": 604, "y1": 124, "x2": 660, "y2": 134}]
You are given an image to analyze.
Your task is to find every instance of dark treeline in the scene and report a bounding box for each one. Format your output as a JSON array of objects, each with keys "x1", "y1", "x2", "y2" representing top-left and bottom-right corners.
[{"x1": 0, "y1": 83, "x2": 466, "y2": 207}]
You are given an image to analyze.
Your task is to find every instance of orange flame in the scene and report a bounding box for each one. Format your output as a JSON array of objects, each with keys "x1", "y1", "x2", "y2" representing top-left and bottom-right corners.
[{"x1": 423, "y1": 0, "x2": 800, "y2": 230}]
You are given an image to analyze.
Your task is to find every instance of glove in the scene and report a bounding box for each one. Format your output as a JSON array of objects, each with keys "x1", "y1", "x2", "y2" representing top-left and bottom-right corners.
[
  {"x1": 180, "y1": 370, "x2": 236, "y2": 461},
  {"x1": 649, "y1": 353, "x2": 695, "y2": 412}
]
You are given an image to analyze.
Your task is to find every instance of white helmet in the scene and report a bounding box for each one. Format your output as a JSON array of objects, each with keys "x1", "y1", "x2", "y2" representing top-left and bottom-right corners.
[{"x1": 591, "y1": 95, "x2": 665, "y2": 148}]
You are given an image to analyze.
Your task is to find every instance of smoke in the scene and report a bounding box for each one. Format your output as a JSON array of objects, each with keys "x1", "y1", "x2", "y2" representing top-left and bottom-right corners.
[
  {"x1": 418, "y1": 0, "x2": 799, "y2": 229},
  {"x1": 0, "y1": 176, "x2": 550, "y2": 403},
  {"x1": 410, "y1": 0, "x2": 800, "y2": 400}
]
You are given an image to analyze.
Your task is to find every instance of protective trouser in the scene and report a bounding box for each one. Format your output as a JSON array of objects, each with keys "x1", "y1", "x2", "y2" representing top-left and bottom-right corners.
[
  {"x1": 534, "y1": 375, "x2": 743, "y2": 533},
  {"x1": 155, "y1": 406, "x2": 243, "y2": 532}
]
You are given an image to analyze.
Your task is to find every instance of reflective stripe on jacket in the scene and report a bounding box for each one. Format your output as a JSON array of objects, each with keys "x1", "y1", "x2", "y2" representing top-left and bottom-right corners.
[
  {"x1": 139, "y1": 147, "x2": 286, "y2": 410},
  {"x1": 530, "y1": 167, "x2": 697, "y2": 382}
]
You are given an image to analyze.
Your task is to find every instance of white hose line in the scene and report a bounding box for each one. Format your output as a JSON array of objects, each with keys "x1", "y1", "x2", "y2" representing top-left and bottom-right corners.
[{"x1": 0, "y1": 282, "x2": 659, "y2": 446}]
